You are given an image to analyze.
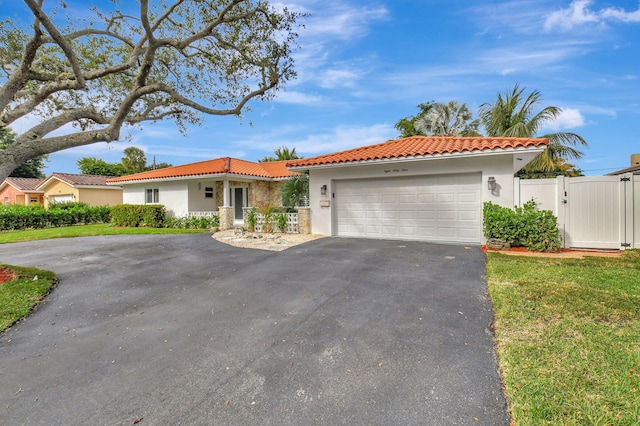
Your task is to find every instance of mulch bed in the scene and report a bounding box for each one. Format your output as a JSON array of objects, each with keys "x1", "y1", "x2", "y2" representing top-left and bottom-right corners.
[
  {"x1": 0, "y1": 268, "x2": 16, "y2": 283},
  {"x1": 482, "y1": 246, "x2": 622, "y2": 258}
]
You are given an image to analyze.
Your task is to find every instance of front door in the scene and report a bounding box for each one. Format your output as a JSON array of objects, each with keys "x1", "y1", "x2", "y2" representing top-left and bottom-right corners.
[{"x1": 233, "y1": 187, "x2": 246, "y2": 221}]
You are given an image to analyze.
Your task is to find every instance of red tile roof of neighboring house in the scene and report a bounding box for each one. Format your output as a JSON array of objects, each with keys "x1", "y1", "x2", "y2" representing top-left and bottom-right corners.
[
  {"x1": 287, "y1": 136, "x2": 549, "y2": 168},
  {"x1": 1, "y1": 177, "x2": 45, "y2": 191},
  {"x1": 106, "y1": 158, "x2": 297, "y2": 184}
]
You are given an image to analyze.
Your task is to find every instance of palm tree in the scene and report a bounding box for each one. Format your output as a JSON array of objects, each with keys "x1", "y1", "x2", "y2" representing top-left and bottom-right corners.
[
  {"x1": 479, "y1": 84, "x2": 588, "y2": 172},
  {"x1": 280, "y1": 174, "x2": 309, "y2": 208},
  {"x1": 414, "y1": 101, "x2": 480, "y2": 136},
  {"x1": 258, "y1": 146, "x2": 302, "y2": 162}
]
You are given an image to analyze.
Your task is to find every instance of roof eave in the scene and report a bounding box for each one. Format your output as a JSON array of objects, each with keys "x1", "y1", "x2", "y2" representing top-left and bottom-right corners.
[
  {"x1": 287, "y1": 145, "x2": 547, "y2": 171},
  {"x1": 108, "y1": 172, "x2": 283, "y2": 185}
]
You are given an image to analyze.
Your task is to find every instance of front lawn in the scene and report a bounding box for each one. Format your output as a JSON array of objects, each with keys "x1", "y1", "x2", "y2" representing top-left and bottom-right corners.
[
  {"x1": 0, "y1": 265, "x2": 57, "y2": 333},
  {"x1": 487, "y1": 251, "x2": 640, "y2": 425},
  {"x1": 0, "y1": 223, "x2": 208, "y2": 244}
]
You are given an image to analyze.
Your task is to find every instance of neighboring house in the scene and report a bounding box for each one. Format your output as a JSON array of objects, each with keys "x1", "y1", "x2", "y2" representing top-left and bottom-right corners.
[
  {"x1": 106, "y1": 157, "x2": 297, "y2": 228},
  {"x1": 38, "y1": 173, "x2": 123, "y2": 208},
  {"x1": 606, "y1": 154, "x2": 640, "y2": 175},
  {"x1": 0, "y1": 177, "x2": 45, "y2": 206},
  {"x1": 287, "y1": 136, "x2": 548, "y2": 244}
]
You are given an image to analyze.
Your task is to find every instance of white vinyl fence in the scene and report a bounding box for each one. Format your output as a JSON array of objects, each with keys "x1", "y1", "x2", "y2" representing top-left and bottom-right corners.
[{"x1": 514, "y1": 174, "x2": 639, "y2": 250}]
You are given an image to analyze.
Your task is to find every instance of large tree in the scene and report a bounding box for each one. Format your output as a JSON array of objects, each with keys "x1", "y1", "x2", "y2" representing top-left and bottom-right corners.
[
  {"x1": 121, "y1": 146, "x2": 147, "y2": 174},
  {"x1": 394, "y1": 102, "x2": 435, "y2": 138},
  {"x1": 0, "y1": 0, "x2": 303, "y2": 182},
  {"x1": 0, "y1": 127, "x2": 46, "y2": 178},
  {"x1": 479, "y1": 84, "x2": 588, "y2": 172},
  {"x1": 414, "y1": 101, "x2": 480, "y2": 136},
  {"x1": 395, "y1": 101, "x2": 479, "y2": 138},
  {"x1": 76, "y1": 157, "x2": 126, "y2": 176}
]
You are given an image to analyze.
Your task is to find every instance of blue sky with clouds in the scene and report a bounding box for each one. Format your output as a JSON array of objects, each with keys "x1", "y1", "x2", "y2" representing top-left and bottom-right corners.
[{"x1": 3, "y1": 0, "x2": 640, "y2": 175}]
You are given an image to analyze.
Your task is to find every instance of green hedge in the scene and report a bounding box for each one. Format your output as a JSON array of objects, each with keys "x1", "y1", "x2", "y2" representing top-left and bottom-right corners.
[
  {"x1": 483, "y1": 200, "x2": 562, "y2": 252},
  {"x1": 164, "y1": 214, "x2": 219, "y2": 230},
  {"x1": 110, "y1": 204, "x2": 166, "y2": 228},
  {"x1": 0, "y1": 203, "x2": 111, "y2": 231}
]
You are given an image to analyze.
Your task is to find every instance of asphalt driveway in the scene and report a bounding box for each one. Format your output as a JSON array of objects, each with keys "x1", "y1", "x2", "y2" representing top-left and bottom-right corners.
[{"x1": 0, "y1": 234, "x2": 508, "y2": 425}]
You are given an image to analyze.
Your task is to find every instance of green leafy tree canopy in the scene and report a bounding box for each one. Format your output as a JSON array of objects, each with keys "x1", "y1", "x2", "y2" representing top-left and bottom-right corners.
[
  {"x1": 0, "y1": 0, "x2": 304, "y2": 182},
  {"x1": 76, "y1": 157, "x2": 126, "y2": 177},
  {"x1": 121, "y1": 147, "x2": 147, "y2": 174}
]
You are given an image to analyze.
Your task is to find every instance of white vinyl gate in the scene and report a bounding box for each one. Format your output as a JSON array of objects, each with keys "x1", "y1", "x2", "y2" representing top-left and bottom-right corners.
[{"x1": 515, "y1": 174, "x2": 638, "y2": 249}]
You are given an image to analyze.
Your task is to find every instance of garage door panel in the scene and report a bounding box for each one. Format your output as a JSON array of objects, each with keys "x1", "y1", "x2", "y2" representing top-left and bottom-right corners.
[
  {"x1": 418, "y1": 193, "x2": 435, "y2": 203},
  {"x1": 399, "y1": 210, "x2": 417, "y2": 220},
  {"x1": 334, "y1": 173, "x2": 481, "y2": 243},
  {"x1": 438, "y1": 193, "x2": 455, "y2": 203},
  {"x1": 458, "y1": 192, "x2": 479, "y2": 203},
  {"x1": 437, "y1": 210, "x2": 456, "y2": 220}
]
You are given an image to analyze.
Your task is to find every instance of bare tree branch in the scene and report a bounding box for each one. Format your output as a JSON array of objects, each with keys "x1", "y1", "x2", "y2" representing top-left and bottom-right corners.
[{"x1": 23, "y1": 0, "x2": 86, "y2": 89}]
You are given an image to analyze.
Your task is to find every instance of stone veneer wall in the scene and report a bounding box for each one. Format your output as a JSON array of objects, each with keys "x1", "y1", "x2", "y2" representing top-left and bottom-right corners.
[
  {"x1": 214, "y1": 180, "x2": 282, "y2": 214},
  {"x1": 297, "y1": 207, "x2": 311, "y2": 234},
  {"x1": 218, "y1": 206, "x2": 234, "y2": 230},
  {"x1": 249, "y1": 181, "x2": 281, "y2": 211}
]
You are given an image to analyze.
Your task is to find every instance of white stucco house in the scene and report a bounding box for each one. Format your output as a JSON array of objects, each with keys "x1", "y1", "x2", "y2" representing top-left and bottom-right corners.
[
  {"x1": 286, "y1": 136, "x2": 548, "y2": 244},
  {"x1": 106, "y1": 157, "x2": 297, "y2": 227}
]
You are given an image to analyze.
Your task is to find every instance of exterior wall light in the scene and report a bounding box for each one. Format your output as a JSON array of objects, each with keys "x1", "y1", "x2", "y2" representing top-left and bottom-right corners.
[
  {"x1": 320, "y1": 184, "x2": 327, "y2": 196},
  {"x1": 487, "y1": 176, "x2": 497, "y2": 191}
]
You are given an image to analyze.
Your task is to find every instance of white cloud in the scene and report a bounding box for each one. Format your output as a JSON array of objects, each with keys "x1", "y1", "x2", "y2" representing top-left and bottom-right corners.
[
  {"x1": 293, "y1": 124, "x2": 397, "y2": 155},
  {"x1": 274, "y1": 91, "x2": 326, "y2": 105},
  {"x1": 300, "y1": 3, "x2": 388, "y2": 40},
  {"x1": 544, "y1": 0, "x2": 640, "y2": 32},
  {"x1": 319, "y1": 68, "x2": 362, "y2": 89},
  {"x1": 546, "y1": 108, "x2": 586, "y2": 130},
  {"x1": 230, "y1": 123, "x2": 396, "y2": 158}
]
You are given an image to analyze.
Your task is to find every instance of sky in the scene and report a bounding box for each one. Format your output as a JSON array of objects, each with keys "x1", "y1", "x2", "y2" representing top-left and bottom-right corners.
[{"x1": 2, "y1": 0, "x2": 640, "y2": 176}]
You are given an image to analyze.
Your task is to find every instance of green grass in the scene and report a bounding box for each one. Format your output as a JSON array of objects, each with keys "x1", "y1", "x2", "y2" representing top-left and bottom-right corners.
[
  {"x1": 487, "y1": 250, "x2": 640, "y2": 425},
  {"x1": 0, "y1": 223, "x2": 208, "y2": 244},
  {"x1": 0, "y1": 265, "x2": 57, "y2": 333}
]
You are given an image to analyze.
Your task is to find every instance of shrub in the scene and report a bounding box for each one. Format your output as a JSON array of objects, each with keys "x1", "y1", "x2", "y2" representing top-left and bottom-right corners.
[
  {"x1": 110, "y1": 204, "x2": 165, "y2": 228},
  {"x1": 246, "y1": 208, "x2": 257, "y2": 232},
  {"x1": 483, "y1": 200, "x2": 562, "y2": 252},
  {"x1": 0, "y1": 203, "x2": 111, "y2": 231},
  {"x1": 276, "y1": 213, "x2": 288, "y2": 233},
  {"x1": 49, "y1": 201, "x2": 89, "y2": 210},
  {"x1": 164, "y1": 214, "x2": 219, "y2": 230},
  {"x1": 262, "y1": 205, "x2": 275, "y2": 233}
]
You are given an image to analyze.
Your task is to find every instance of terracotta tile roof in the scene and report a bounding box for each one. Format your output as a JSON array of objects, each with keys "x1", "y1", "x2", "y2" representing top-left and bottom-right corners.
[
  {"x1": 48, "y1": 172, "x2": 114, "y2": 186},
  {"x1": 106, "y1": 157, "x2": 297, "y2": 183},
  {"x1": 2, "y1": 177, "x2": 45, "y2": 191},
  {"x1": 287, "y1": 136, "x2": 549, "y2": 168}
]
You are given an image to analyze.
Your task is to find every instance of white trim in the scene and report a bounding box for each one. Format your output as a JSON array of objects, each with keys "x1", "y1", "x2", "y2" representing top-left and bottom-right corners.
[
  {"x1": 73, "y1": 185, "x2": 122, "y2": 190},
  {"x1": 108, "y1": 172, "x2": 282, "y2": 186}
]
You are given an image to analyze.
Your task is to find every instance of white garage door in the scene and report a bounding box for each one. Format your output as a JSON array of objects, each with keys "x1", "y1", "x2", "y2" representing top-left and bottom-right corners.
[
  {"x1": 49, "y1": 195, "x2": 74, "y2": 204},
  {"x1": 334, "y1": 173, "x2": 482, "y2": 243}
]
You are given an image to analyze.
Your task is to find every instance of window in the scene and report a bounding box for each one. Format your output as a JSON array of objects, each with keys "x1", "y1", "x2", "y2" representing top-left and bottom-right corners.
[
  {"x1": 3, "y1": 197, "x2": 8, "y2": 205},
  {"x1": 30, "y1": 197, "x2": 38, "y2": 204},
  {"x1": 205, "y1": 187, "x2": 214, "y2": 198},
  {"x1": 146, "y1": 188, "x2": 159, "y2": 204}
]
